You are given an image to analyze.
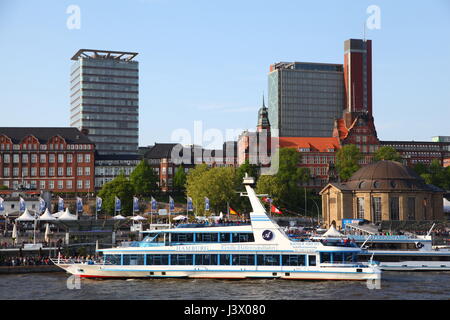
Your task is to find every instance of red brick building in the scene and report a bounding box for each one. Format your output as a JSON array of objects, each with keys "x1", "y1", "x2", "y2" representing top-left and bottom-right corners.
[
  {"x1": 279, "y1": 137, "x2": 341, "y2": 188},
  {"x1": 0, "y1": 128, "x2": 95, "y2": 193}
]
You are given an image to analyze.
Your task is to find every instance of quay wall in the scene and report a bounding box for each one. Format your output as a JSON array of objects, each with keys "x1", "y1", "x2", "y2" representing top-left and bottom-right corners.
[{"x1": 0, "y1": 265, "x2": 63, "y2": 274}]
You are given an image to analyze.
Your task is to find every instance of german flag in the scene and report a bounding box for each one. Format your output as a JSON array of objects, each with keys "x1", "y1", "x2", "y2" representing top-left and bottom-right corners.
[{"x1": 229, "y1": 207, "x2": 239, "y2": 215}]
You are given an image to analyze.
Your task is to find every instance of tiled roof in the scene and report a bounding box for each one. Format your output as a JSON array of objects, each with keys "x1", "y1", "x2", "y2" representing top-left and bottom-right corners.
[
  {"x1": 0, "y1": 127, "x2": 93, "y2": 144},
  {"x1": 144, "y1": 143, "x2": 180, "y2": 159},
  {"x1": 279, "y1": 137, "x2": 341, "y2": 152}
]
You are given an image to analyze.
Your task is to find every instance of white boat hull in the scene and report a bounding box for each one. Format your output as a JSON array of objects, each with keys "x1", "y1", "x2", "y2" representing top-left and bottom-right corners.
[
  {"x1": 378, "y1": 262, "x2": 450, "y2": 271},
  {"x1": 55, "y1": 263, "x2": 380, "y2": 281}
]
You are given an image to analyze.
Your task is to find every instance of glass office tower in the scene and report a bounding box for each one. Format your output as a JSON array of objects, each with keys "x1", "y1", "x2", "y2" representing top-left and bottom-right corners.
[
  {"x1": 268, "y1": 62, "x2": 344, "y2": 137},
  {"x1": 70, "y1": 49, "x2": 139, "y2": 155}
]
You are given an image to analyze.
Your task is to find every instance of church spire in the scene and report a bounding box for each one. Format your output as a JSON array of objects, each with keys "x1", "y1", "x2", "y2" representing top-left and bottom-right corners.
[{"x1": 257, "y1": 94, "x2": 270, "y2": 132}]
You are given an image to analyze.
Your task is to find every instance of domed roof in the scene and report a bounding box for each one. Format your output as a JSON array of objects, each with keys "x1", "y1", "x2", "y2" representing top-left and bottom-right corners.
[
  {"x1": 345, "y1": 160, "x2": 438, "y2": 192},
  {"x1": 349, "y1": 160, "x2": 421, "y2": 181}
]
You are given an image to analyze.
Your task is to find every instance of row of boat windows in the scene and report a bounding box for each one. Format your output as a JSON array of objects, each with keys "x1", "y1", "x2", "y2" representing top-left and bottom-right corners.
[
  {"x1": 104, "y1": 254, "x2": 320, "y2": 266},
  {"x1": 146, "y1": 232, "x2": 255, "y2": 243},
  {"x1": 365, "y1": 243, "x2": 427, "y2": 250},
  {"x1": 359, "y1": 255, "x2": 450, "y2": 262}
]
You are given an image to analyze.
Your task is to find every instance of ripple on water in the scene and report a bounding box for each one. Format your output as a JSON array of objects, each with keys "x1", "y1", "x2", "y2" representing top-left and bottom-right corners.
[{"x1": 0, "y1": 272, "x2": 449, "y2": 300}]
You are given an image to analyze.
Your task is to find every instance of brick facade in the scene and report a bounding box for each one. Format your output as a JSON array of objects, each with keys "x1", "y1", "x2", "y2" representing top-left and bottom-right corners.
[{"x1": 0, "y1": 128, "x2": 95, "y2": 193}]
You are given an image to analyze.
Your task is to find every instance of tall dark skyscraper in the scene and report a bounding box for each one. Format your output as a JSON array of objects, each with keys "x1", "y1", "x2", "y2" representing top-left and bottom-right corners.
[
  {"x1": 70, "y1": 49, "x2": 139, "y2": 155},
  {"x1": 268, "y1": 62, "x2": 345, "y2": 138},
  {"x1": 343, "y1": 39, "x2": 372, "y2": 126}
]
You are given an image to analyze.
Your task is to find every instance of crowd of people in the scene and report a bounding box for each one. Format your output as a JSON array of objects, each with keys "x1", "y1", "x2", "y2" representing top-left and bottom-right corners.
[{"x1": 0, "y1": 256, "x2": 53, "y2": 267}]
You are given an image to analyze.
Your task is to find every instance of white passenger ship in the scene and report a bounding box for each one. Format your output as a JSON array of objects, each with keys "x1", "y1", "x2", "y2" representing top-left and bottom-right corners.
[
  {"x1": 53, "y1": 176, "x2": 381, "y2": 281},
  {"x1": 314, "y1": 225, "x2": 450, "y2": 271}
]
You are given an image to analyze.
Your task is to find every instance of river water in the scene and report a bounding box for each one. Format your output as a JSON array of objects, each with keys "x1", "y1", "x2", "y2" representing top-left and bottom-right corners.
[{"x1": 0, "y1": 271, "x2": 449, "y2": 300}]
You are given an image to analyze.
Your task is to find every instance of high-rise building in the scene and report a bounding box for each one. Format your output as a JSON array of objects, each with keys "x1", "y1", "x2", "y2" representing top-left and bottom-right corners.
[
  {"x1": 70, "y1": 49, "x2": 139, "y2": 155},
  {"x1": 268, "y1": 62, "x2": 345, "y2": 137},
  {"x1": 343, "y1": 39, "x2": 372, "y2": 126}
]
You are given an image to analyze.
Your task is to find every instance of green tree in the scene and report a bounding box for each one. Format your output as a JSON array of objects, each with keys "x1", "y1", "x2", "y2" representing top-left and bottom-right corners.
[
  {"x1": 97, "y1": 173, "x2": 135, "y2": 216},
  {"x1": 173, "y1": 165, "x2": 187, "y2": 193},
  {"x1": 236, "y1": 159, "x2": 259, "y2": 184},
  {"x1": 373, "y1": 146, "x2": 401, "y2": 162},
  {"x1": 336, "y1": 144, "x2": 362, "y2": 181},
  {"x1": 256, "y1": 148, "x2": 309, "y2": 212},
  {"x1": 129, "y1": 160, "x2": 159, "y2": 197},
  {"x1": 421, "y1": 159, "x2": 447, "y2": 188},
  {"x1": 186, "y1": 165, "x2": 238, "y2": 215}
]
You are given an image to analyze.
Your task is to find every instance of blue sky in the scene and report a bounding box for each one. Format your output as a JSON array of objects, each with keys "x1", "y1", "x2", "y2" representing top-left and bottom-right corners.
[{"x1": 0, "y1": 0, "x2": 449, "y2": 149}]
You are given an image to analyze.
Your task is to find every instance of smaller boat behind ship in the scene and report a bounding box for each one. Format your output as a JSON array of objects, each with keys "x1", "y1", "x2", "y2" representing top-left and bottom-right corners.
[
  {"x1": 313, "y1": 223, "x2": 450, "y2": 271},
  {"x1": 52, "y1": 175, "x2": 381, "y2": 281}
]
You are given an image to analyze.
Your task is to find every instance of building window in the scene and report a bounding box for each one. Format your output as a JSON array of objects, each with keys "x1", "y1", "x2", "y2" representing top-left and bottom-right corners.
[
  {"x1": 31, "y1": 167, "x2": 37, "y2": 177},
  {"x1": 49, "y1": 167, "x2": 55, "y2": 176},
  {"x1": 49, "y1": 154, "x2": 55, "y2": 163},
  {"x1": 58, "y1": 154, "x2": 64, "y2": 163},
  {"x1": 357, "y1": 197, "x2": 365, "y2": 219},
  {"x1": 57, "y1": 167, "x2": 63, "y2": 176},
  {"x1": 66, "y1": 180, "x2": 73, "y2": 189},
  {"x1": 49, "y1": 181, "x2": 54, "y2": 189},
  {"x1": 85, "y1": 180, "x2": 90, "y2": 189},
  {"x1": 372, "y1": 197, "x2": 382, "y2": 223},
  {"x1": 407, "y1": 197, "x2": 415, "y2": 220},
  {"x1": 67, "y1": 167, "x2": 72, "y2": 176},
  {"x1": 77, "y1": 154, "x2": 83, "y2": 163},
  {"x1": 77, "y1": 167, "x2": 83, "y2": 176},
  {"x1": 30, "y1": 181, "x2": 36, "y2": 189},
  {"x1": 67, "y1": 154, "x2": 73, "y2": 163},
  {"x1": 31, "y1": 154, "x2": 37, "y2": 163},
  {"x1": 58, "y1": 180, "x2": 63, "y2": 189},
  {"x1": 389, "y1": 197, "x2": 399, "y2": 220},
  {"x1": 22, "y1": 168, "x2": 28, "y2": 176},
  {"x1": 13, "y1": 168, "x2": 19, "y2": 177},
  {"x1": 40, "y1": 154, "x2": 46, "y2": 163},
  {"x1": 22, "y1": 154, "x2": 28, "y2": 163},
  {"x1": 77, "y1": 180, "x2": 83, "y2": 189},
  {"x1": 3, "y1": 154, "x2": 10, "y2": 163},
  {"x1": 84, "y1": 167, "x2": 90, "y2": 176},
  {"x1": 13, "y1": 154, "x2": 19, "y2": 163},
  {"x1": 85, "y1": 154, "x2": 91, "y2": 163},
  {"x1": 40, "y1": 181, "x2": 46, "y2": 189},
  {"x1": 40, "y1": 167, "x2": 46, "y2": 176}
]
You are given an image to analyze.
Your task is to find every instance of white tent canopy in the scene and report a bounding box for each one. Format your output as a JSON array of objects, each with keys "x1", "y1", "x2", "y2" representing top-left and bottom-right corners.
[
  {"x1": 12, "y1": 223, "x2": 17, "y2": 243},
  {"x1": 44, "y1": 223, "x2": 51, "y2": 242},
  {"x1": 444, "y1": 198, "x2": 450, "y2": 213},
  {"x1": 58, "y1": 208, "x2": 78, "y2": 221},
  {"x1": 113, "y1": 214, "x2": 126, "y2": 220},
  {"x1": 130, "y1": 215, "x2": 146, "y2": 221},
  {"x1": 322, "y1": 225, "x2": 344, "y2": 237},
  {"x1": 39, "y1": 208, "x2": 57, "y2": 221},
  {"x1": 173, "y1": 215, "x2": 187, "y2": 221},
  {"x1": 52, "y1": 211, "x2": 64, "y2": 218},
  {"x1": 16, "y1": 208, "x2": 36, "y2": 221}
]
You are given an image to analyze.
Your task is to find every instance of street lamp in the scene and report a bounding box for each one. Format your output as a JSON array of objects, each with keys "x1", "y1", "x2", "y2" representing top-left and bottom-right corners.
[{"x1": 310, "y1": 198, "x2": 320, "y2": 227}]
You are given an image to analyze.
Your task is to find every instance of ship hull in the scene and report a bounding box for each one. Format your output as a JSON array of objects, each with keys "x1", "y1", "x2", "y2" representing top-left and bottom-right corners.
[{"x1": 55, "y1": 263, "x2": 380, "y2": 281}]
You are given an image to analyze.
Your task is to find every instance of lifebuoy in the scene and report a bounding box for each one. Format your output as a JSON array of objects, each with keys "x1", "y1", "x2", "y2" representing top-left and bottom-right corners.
[{"x1": 416, "y1": 242, "x2": 424, "y2": 249}]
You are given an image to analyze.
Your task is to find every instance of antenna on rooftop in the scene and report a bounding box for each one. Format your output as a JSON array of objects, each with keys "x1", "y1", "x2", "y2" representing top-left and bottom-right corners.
[{"x1": 363, "y1": 21, "x2": 367, "y2": 42}]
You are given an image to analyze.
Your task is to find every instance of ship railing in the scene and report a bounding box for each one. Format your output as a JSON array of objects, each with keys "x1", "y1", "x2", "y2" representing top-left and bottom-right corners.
[
  {"x1": 319, "y1": 261, "x2": 377, "y2": 268},
  {"x1": 51, "y1": 258, "x2": 107, "y2": 265}
]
